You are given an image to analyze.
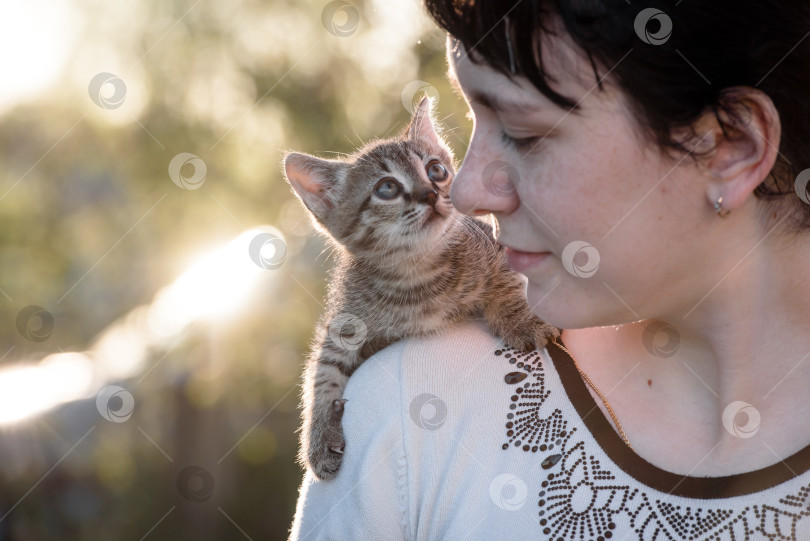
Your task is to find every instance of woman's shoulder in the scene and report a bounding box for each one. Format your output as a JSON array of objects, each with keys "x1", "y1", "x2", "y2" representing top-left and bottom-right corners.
[
  {"x1": 291, "y1": 321, "x2": 538, "y2": 540},
  {"x1": 337, "y1": 320, "x2": 596, "y2": 538},
  {"x1": 347, "y1": 318, "x2": 565, "y2": 425},
  {"x1": 350, "y1": 319, "x2": 543, "y2": 385},
  {"x1": 345, "y1": 319, "x2": 556, "y2": 425}
]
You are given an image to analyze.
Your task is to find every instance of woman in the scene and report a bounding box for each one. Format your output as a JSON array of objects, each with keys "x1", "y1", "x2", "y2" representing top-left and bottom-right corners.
[{"x1": 289, "y1": 1, "x2": 810, "y2": 539}]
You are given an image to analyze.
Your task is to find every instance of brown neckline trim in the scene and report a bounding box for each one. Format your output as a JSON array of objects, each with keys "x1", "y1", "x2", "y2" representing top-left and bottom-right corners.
[{"x1": 545, "y1": 338, "x2": 810, "y2": 498}]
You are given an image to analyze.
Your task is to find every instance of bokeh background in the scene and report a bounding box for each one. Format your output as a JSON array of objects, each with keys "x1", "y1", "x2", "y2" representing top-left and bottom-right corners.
[{"x1": 0, "y1": 0, "x2": 471, "y2": 538}]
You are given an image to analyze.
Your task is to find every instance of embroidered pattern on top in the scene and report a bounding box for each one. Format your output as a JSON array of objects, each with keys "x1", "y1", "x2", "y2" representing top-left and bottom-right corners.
[{"x1": 496, "y1": 346, "x2": 810, "y2": 541}]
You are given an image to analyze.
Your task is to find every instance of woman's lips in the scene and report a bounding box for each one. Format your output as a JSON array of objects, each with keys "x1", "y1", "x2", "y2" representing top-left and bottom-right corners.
[{"x1": 504, "y1": 247, "x2": 551, "y2": 273}]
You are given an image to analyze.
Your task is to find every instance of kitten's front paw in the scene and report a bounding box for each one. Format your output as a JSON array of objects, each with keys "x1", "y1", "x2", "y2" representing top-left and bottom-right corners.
[
  {"x1": 307, "y1": 398, "x2": 348, "y2": 480},
  {"x1": 502, "y1": 318, "x2": 560, "y2": 352}
]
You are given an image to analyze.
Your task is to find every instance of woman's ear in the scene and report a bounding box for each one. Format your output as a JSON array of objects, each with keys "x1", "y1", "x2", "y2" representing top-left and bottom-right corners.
[{"x1": 698, "y1": 87, "x2": 781, "y2": 212}]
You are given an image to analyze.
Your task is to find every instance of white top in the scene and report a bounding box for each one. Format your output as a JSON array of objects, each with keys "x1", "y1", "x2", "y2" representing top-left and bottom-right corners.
[{"x1": 288, "y1": 320, "x2": 810, "y2": 541}]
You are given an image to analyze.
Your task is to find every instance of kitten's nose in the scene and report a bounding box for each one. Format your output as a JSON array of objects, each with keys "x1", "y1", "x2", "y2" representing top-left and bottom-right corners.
[{"x1": 414, "y1": 186, "x2": 438, "y2": 207}]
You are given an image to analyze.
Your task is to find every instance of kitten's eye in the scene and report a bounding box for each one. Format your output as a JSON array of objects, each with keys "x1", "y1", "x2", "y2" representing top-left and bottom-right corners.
[
  {"x1": 426, "y1": 161, "x2": 449, "y2": 182},
  {"x1": 374, "y1": 177, "x2": 402, "y2": 200}
]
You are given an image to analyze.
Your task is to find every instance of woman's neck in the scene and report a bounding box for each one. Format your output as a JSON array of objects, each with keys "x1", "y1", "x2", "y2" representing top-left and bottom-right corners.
[{"x1": 561, "y1": 231, "x2": 810, "y2": 476}]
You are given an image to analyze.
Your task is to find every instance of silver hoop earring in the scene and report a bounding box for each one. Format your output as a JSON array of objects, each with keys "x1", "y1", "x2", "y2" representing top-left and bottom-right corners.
[{"x1": 714, "y1": 196, "x2": 730, "y2": 218}]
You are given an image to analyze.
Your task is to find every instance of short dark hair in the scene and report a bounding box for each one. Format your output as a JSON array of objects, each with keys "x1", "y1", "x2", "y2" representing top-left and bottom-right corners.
[{"x1": 424, "y1": 0, "x2": 810, "y2": 233}]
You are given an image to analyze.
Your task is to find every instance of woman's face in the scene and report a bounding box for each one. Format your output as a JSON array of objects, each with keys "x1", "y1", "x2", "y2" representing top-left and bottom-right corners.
[{"x1": 447, "y1": 33, "x2": 721, "y2": 330}]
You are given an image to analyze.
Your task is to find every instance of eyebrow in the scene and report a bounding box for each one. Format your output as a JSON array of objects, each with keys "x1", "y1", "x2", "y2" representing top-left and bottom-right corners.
[{"x1": 447, "y1": 67, "x2": 550, "y2": 116}]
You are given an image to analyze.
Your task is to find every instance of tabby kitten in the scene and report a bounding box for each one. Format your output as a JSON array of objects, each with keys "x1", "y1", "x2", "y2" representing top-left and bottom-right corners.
[{"x1": 283, "y1": 97, "x2": 560, "y2": 480}]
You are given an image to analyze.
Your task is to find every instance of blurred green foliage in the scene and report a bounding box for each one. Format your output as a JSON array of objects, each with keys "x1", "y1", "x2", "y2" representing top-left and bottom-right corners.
[{"x1": 0, "y1": 0, "x2": 471, "y2": 539}]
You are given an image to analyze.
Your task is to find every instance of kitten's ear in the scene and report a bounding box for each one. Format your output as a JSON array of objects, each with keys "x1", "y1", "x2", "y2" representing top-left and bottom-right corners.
[
  {"x1": 283, "y1": 152, "x2": 345, "y2": 222},
  {"x1": 404, "y1": 96, "x2": 441, "y2": 146}
]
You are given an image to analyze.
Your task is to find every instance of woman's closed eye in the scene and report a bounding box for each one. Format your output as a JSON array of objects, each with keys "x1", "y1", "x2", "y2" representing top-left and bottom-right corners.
[{"x1": 500, "y1": 130, "x2": 543, "y2": 154}]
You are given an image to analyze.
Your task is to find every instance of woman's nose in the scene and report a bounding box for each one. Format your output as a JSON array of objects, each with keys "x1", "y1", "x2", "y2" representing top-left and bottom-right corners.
[{"x1": 450, "y1": 134, "x2": 521, "y2": 217}]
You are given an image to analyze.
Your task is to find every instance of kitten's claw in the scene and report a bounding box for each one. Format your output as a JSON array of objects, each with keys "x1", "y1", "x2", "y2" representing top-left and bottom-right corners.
[
  {"x1": 306, "y1": 398, "x2": 349, "y2": 480},
  {"x1": 332, "y1": 398, "x2": 348, "y2": 413},
  {"x1": 309, "y1": 432, "x2": 347, "y2": 479},
  {"x1": 502, "y1": 319, "x2": 561, "y2": 352}
]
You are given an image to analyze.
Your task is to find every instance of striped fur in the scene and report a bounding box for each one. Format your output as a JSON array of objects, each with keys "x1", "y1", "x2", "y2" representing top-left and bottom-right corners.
[{"x1": 283, "y1": 98, "x2": 560, "y2": 480}]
